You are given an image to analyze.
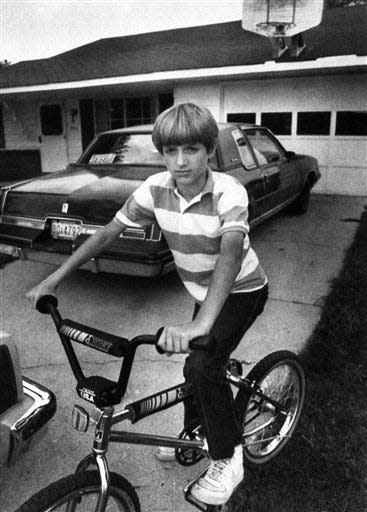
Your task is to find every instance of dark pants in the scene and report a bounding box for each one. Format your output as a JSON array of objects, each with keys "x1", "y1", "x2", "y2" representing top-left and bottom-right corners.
[{"x1": 183, "y1": 284, "x2": 269, "y2": 460}]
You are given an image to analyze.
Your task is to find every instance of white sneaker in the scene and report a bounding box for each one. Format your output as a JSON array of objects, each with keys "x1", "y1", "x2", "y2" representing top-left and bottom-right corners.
[
  {"x1": 155, "y1": 445, "x2": 176, "y2": 461},
  {"x1": 191, "y1": 445, "x2": 244, "y2": 505}
]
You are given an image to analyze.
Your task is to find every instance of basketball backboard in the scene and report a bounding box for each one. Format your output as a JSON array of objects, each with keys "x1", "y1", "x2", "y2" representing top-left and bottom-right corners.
[{"x1": 242, "y1": 0, "x2": 324, "y2": 58}]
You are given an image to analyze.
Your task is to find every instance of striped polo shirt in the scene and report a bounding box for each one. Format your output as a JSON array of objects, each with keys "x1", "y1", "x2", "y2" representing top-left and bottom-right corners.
[{"x1": 114, "y1": 169, "x2": 267, "y2": 302}]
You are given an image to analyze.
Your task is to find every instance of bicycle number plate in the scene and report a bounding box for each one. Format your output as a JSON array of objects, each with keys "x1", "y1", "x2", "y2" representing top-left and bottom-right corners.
[{"x1": 50, "y1": 219, "x2": 82, "y2": 240}]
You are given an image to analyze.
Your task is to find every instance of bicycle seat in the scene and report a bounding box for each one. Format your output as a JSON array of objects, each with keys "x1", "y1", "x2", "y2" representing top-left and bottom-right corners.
[{"x1": 76, "y1": 376, "x2": 120, "y2": 407}]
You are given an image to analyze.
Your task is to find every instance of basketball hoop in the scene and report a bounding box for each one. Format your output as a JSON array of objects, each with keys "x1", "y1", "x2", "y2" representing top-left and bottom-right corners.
[{"x1": 242, "y1": 0, "x2": 324, "y2": 58}]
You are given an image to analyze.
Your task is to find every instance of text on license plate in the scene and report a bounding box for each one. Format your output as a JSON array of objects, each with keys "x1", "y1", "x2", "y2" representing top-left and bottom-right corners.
[{"x1": 51, "y1": 220, "x2": 82, "y2": 240}]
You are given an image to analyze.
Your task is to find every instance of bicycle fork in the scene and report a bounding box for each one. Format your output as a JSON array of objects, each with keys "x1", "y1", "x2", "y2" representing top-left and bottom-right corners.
[{"x1": 70, "y1": 407, "x2": 114, "y2": 512}]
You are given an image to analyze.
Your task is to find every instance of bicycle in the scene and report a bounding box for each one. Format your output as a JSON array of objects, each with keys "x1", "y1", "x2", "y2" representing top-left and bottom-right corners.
[{"x1": 15, "y1": 295, "x2": 306, "y2": 512}]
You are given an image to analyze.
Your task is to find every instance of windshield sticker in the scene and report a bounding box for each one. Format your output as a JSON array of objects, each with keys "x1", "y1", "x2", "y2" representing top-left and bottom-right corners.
[{"x1": 89, "y1": 153, "x2": 116, "y2": 164}]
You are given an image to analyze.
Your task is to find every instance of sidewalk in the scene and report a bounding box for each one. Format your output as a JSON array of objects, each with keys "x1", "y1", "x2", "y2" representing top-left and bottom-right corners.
[{"x1": 0, "y1": 194, "x2": 365, "y2": 512}]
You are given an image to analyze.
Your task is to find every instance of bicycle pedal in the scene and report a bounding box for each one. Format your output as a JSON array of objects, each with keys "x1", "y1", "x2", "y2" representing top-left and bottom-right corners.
[
  {"x1": 175, "y1": 427, "x2": 206, "y2": 466},
  {"x1": 184, "y1": 469, "x2": 223, "y2": 511}
]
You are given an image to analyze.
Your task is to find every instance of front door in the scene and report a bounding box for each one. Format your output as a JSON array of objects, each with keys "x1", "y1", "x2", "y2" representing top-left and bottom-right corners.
[{"x1": 39, "y1": 104, "x2": 68, "y2": 172}]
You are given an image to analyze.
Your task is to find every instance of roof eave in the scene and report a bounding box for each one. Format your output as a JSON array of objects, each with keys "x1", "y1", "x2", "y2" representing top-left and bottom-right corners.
[{"x1": 1, "y1": 55, "x2": 366, "y2": 97}]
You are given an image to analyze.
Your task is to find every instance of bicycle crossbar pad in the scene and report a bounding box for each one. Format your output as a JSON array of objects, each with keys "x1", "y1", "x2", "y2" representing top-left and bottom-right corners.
[
  {"x1": 59, "y1": 319, "x2": 130, "y2": 357},
  {"x1": 126, "y1": 383, "x2": 192, "y2": 423}
]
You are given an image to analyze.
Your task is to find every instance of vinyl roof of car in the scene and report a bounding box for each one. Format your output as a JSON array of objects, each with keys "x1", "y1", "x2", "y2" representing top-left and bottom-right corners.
[{"x1": 99, "y1": 122, "x2": 262, "y2": 136}]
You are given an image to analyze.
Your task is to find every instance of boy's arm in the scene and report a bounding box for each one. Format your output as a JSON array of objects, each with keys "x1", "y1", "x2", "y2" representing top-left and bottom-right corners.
[
  {"x1": 26, "y1": 219, "x2": 125, "y2": 308},
  {"x1": 158, "y1": 230, "x2": 244, "y2": 353},
  {"x1": 194, "y1": 230, "x2": 244, "y2": 331}
]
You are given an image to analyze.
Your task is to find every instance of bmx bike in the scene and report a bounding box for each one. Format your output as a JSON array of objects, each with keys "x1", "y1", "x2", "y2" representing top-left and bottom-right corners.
[{"x1": 15, "y1": 295, "x2": 305, "y2": 512}]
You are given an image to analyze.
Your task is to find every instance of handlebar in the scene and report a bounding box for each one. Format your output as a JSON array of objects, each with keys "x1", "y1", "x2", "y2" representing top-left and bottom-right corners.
[
  {"x1": 36, "y1": 294, "x2": 59, "y2": 314},
  {"x1": 155, "y1": 326, "x2": 214, "y2": 354},
  {"x1": 34, "y1": 295, "x2": 215, "y2": 408},
  {"x1": 35, "y1": 295, "x2": 214, "y2": 355}
]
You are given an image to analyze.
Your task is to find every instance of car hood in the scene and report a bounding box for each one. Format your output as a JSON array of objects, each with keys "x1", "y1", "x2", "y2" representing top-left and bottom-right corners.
[{"x1": 2, "y1": 165, "x2": 165, "y2": 224}]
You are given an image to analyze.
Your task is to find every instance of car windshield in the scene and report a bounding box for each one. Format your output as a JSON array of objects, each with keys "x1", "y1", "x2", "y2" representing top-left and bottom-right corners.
[{"x1": 81, "y1": 133, "x2": 164, "y2": 166}]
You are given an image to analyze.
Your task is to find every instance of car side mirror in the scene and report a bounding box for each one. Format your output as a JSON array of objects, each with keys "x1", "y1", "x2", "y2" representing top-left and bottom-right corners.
[{"x1": 285, "y1": 151, "x2": 295, "y2": 160}]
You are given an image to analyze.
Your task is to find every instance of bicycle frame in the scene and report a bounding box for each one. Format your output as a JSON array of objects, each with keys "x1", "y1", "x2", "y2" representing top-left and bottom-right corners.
[
  {"x1": 40, "y1": 299, "x2": 290, "y2": 512},
  {"x1": 64, "y1": 368, "x2": 288, "y2": 512}
]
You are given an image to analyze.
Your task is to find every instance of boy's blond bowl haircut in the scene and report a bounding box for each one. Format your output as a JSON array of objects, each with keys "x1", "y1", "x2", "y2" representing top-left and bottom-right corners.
[{"x1": 152, "y1": 102, "x2": 218, "y2": 155}]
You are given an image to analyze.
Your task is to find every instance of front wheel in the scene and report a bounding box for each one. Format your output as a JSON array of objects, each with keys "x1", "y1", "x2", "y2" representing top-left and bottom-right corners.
[
  {"x1": 15, "y1": 470, "x2": 140, "y2": 512},
  {"x1": 235, "y1": 351, "x2": 306, "y2": 465}
]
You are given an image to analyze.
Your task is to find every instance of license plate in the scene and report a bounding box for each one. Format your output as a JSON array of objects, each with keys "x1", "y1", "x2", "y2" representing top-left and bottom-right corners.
[
  {"x1": 0, "y1": 243, "x2": 20, "y2": 257},
  {"x1": 50, "y1": 219, "x2": 82, "y2": 240}
]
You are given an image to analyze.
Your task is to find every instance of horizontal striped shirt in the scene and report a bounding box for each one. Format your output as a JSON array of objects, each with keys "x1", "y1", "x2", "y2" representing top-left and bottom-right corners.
[{"x1": 114, "y1": 169, "x2": 267, "y2": 302}]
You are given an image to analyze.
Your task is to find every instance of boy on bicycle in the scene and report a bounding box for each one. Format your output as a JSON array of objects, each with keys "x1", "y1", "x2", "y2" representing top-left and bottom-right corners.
[{"x1": 27, "y1": 102, "x2": 268, "y2": 506}]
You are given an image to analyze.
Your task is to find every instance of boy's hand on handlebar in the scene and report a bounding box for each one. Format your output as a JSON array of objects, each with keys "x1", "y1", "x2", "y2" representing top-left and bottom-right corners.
[
  {"x1": 157, "y1": 322, "x2": 210, "y2": 355},
  {"x1": 26, "y1": 281, "x2": 57, "y2": 309}
]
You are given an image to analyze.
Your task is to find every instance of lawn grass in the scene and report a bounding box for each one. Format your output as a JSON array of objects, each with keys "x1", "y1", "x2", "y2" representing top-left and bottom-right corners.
[{"x1": 230, "y1": 209, "x2": 367, "y2": 512}]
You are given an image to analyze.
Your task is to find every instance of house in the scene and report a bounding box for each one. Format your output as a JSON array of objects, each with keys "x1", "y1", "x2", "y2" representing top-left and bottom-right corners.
[{"x1": 0, "y1": 5, "x2": 366, "y2": 195}]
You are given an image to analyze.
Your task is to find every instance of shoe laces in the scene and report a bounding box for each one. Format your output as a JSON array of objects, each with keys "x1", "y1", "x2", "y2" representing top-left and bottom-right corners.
[{"x1": 207, "y1": 459, "x2": 231, "y2": 482}]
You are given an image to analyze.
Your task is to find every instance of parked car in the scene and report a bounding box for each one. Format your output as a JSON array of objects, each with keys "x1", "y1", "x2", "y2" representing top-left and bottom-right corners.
[
  {"x1": 0, "y1": 331, "x2": 56, "y2": 466},
  {"x1": 0, "y1": 123, "x2": 320, "y2": 277}
]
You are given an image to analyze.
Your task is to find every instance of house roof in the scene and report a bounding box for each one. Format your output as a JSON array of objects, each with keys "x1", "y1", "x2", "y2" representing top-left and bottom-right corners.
[{"x1": 1, "y1": 6, "x2": 366, "y2": 90}]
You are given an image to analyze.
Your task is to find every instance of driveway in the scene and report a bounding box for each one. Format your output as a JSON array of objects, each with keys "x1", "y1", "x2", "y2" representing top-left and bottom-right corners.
[{"x1": 0, "y1": 194, "x2": 365, "y2": 512}]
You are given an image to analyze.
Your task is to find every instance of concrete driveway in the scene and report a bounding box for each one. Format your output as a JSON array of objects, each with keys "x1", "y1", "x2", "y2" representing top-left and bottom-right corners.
[{"x1": 0, "y1": 194, "x2": 365, "y2": 512}]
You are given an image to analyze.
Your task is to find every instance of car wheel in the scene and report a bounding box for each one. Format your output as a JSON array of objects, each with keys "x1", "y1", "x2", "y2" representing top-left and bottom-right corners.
[{"x1": 288, "y1": 179, "x2": 311, "y2": 215}]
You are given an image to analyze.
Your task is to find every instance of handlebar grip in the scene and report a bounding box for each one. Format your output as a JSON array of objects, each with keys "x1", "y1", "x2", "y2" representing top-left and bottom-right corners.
[
  {"x1": 155, "y1": 327, "x2": 215, "y2": 354},
  {"x1": 155, "y1": 327, "x2": 165, "y2": 354},
  {"x1": 36, "y1": 295, "x2": 58, "y2": 314},
  {"x1": 189, "y1": 335, "x2": 215, "y2": 352}
]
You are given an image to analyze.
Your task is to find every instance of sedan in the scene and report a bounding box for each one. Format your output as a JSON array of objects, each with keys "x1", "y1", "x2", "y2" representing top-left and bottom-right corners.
[{"x1": 0, "y1": 123, "x2": 320, "y2": 277}]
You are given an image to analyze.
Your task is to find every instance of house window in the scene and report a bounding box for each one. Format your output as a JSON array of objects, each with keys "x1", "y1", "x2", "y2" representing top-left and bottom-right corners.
[
  {"x1": 0, "y1": 104, "x2": 5, "y2": 148},
  {"x1": 110, "y1": 97, "x2": 157, "y2": 129},
  {"x1": 40, "y1": 105, "x2": 63, "y2": 135},
  {"x1": 261, "y1": 112, "x2": 292, "y2": 135},
  {"x1": 126, "y1": 97, "x2": 155, "y2": 126},
  {"x1": 227, "y1": 113, "x2": 256, "y2": 124},
  {"x1": 297, "y1": 111, "x2": 331, "y2": 135},
  {"x1": 335, "y1": 111, "x2": 367, "y2": 136},
  {"x1": 95, "y1": 100, "x2": 110, "y2": 134},
  {"x1": 159, "y1": 93, "x2": 174, "y2": 113},
  {"x1": 110, "y1": 99, "x2": 125, "y2": 130}
]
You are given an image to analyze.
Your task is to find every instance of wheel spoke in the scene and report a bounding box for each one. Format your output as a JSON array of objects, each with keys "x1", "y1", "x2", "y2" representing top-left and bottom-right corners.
[{"x1": 239, "y1": 353, "x2": 305, "y2": 463}]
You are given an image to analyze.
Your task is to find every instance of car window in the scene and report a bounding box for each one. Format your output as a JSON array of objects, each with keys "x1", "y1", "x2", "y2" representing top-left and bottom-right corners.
[
  {"x1": 243, "y1": 129, "x2": 283, "y2": 165},
  {"x1": 231, "y1": 129, "x2": 257, "y2": 169},
  {"x1": 81, "y1": 133, "x2": 164, "y2": 166}
]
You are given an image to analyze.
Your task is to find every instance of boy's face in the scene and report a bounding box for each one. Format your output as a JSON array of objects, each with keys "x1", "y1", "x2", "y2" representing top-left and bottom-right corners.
[{"x1": 162, "y1": 143, "x2": 214, "y2": 194}]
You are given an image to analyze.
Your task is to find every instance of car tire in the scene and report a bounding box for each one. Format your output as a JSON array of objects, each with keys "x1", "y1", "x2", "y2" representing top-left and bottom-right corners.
[{"x1": 288, "y1": 179, "x2": 312, "y2": 215}]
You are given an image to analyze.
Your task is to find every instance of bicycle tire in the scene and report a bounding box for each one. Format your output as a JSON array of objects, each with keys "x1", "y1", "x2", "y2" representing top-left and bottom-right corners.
[
  {"x1": 15, "y1": 470, "x2": 140, "y2": 512},
  {"x1": 235, "y1": 350, "x2": 306, "y2": 465}
]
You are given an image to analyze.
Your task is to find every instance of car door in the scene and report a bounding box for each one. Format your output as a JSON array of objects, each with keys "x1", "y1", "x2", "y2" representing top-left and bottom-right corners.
[
  {"x1": 242, "y1": 127, "x2": 296, "y2": 211},
  {"x1": 217, "y1": 127, "x2": 266, "y2": 221}
]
